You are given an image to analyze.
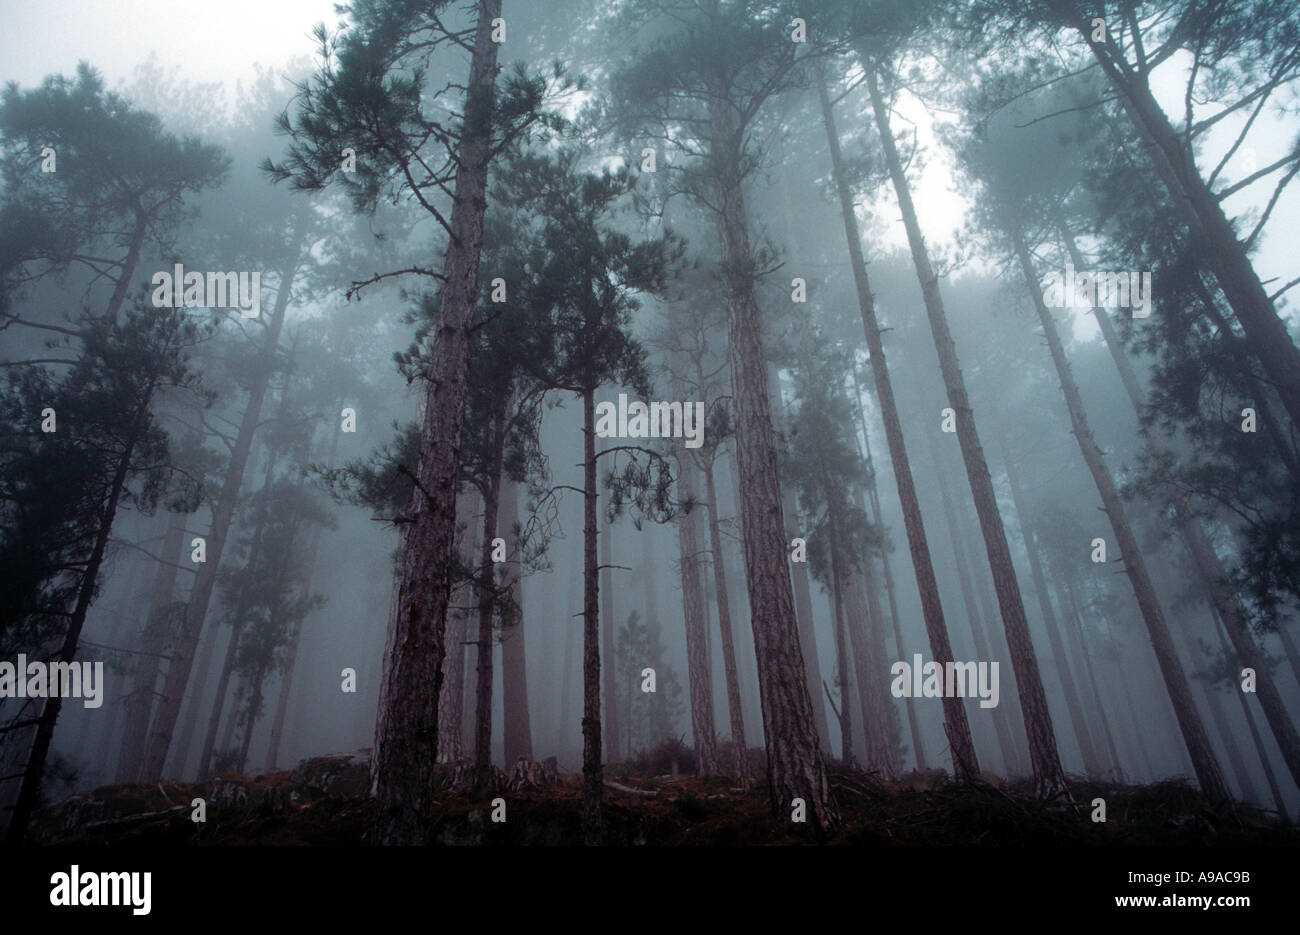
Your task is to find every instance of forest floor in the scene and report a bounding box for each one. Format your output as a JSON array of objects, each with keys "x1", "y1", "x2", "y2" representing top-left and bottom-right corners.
[{"x1": 26, "y1": 751, "x2": 1299, "y2": 845}]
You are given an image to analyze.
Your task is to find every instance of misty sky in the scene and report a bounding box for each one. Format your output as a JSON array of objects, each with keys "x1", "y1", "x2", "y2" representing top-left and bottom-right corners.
[{"x1": 1, "y1": 2, "x2": 1295, "y2": 331}]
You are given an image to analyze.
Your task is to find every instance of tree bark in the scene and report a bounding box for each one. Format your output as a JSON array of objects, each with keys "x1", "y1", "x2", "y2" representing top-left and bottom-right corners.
[
  {"x1": 600, "y1": 495, "x2": 619, "y2": 764},
  {"x1": 929, "y1": 431, "x2": 1030, "y2": 776},
  {"x1": 370, "y1": 0, "x2": 501, "y2": 845},
  {"x1": 581, "y1": 388, "x2": 603, "y2": 844},
  {"x1": 439, "y1": 489, "x2": 479, "y2": 763},
  {"x1": 848, "y1": 369, "x2": 926, "y2": 770},
  {"x1": 499, "y1": 478, "x2": 533, "y2": 765},
  {"x1": 1057, "y1": 221, "x2": 1300, "y2": 795},
  {"x1": 996, "y1": 435, "x2": 1103, "y2": 777},
  {"x1": 819, "y1": 68, "x2": 977, "y2": 782},
  {"x1": 706, "y1": 94, "x2": 837, "y2": 835},
  {"x1": 1012, "y1": 231, "x2": 1231, "y2": 803},
  {"x1": 768, "y1": 365, "x2": 831, "y2": 750},
  {"x1": 701, "y1": 457, "x2": 749, "y2": 783},
  {"x1": 867, "y1": 65, "x2": 1066, "y2": 794},
  {"x1": 676, "y1": 445, "x2": 719, "y2": 773},
  {"x1": 472, "y1": 416, "x2": 505, "y2": 796}
]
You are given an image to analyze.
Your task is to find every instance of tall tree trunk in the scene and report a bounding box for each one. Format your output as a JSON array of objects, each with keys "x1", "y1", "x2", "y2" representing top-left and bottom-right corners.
[
  {"x1": 439, "y1": 489, "x2": 480, "y2": 762},
  {"x1": 472, "y1": 418, "x2": 505, "y2": 796},
  {"x1": 928, "y1": 432, "x2": 1027, "y2": 776},
  {"x1": 865, "y1": 65, "x2": 1064, "y2": 795},
  {"x1": 8, "y1": 388, "x2": 150, "y2": 841},
  {"x1": 600, "y1": 497, "x2": 619, "y2": 765},
  {"x1": 676, "y1": 445, "x2": 719, "y2": 773},
  {"x1": 116, "y1": 513, "x2": 187, "y2": 782},
  {"x1": 996, "y1": 435, "x2": 1103, "y2": 777},
  {"x1": 1012, "y1": 231, "x2": 1231, "y2": 803},
  {"x1": 701, "y1": 457, "x2": 749, "y2": 784},
  {"x1": 140, "y1": 254, "x2": 299, "y2": 784},
  {"x1": 1074, "y1": 19, "x2": 1300, "y2": 425},
  {"x1": 1057, "y1": 221, "x2": 1300, "y2": 795},
  {"x1": 197, "y1": 440, "x2": 284, "y2": 780},
  {"x1": 824, "y1": 507, "x2": 855, "y2": 766},
  {"x1": 1215, "y1": 608, "x2": 1290, "y2": 813},
  {"x1": 499, "y1": 478, "x2": 533, "y2": 765},
  {"x1": 706, "y1": 96, "x2": 836, "y2": 834},
  {"x1": 581, "y1": 388, "x2": 603, "y2": 845},
  {"x1": 103, "y1": 213, "x2": 148, "y2": 325},
  {"x1": 1057, "y1": 580, "x2": 1124, "y2": 781},
  {"x1": 819, "y1": 68, "x2": 976, "y2": 781},
  {"x1": 848, "y1": 370, "x2": 927, "y2": 770},
  {"x1": 370, "y1": 0, "x2": 501, "y2": 846},
  {"x1": 264, "y1": 427, "x2": 342, "y2": 770},
  {"x1": 768, "y1": 365, "x2": 831, "y2": 750}
]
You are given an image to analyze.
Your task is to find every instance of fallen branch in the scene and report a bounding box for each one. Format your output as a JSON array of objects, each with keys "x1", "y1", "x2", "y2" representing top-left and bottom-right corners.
[
  {"x1": 605, "y1": 781, "x2": 658, "y2": 798},
  {"x1": 83, "y1": 805, "x2": 188, "y2": 833}
]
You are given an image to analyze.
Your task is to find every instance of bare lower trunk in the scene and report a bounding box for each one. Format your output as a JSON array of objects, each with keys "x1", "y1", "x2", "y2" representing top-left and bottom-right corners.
[
  {"x1": 676, "y1": 448, "x2": 719, "y2": 773},
  {"x1": 996, "y1": 435, "x2": 1103, "y2": 778},
  {"x1": 702, "y1": 459, "x2": 748, "y2": 783},
  {"x1": 767, "y1": 365, "x2": 831, "y2": 752},
  {"x1": 849, "y1": 372, "x2": 926, "y2": 770},
  {"x1": 929, "y1": 432, "x2": 1026, "y2": 777},
  {"x1": 499, "y1": 478, "x2": 533, "y2": 765},
  {"x1": 867, "y1": 66, "x2": 1064, "y2": 795},
  {"x1": 600, "y1": 502, "x2": 619, "y2": 764},
  {"x1": 472, "y1": 429, "x2": 504, "y2": 796},
  {"x1": 819, "y1": 68, "x2": 975, "y2": 781},
  {"x1": 439, "y1": 489, "x2": 480, "y2": 763},
  {"x1": 825, "y1": 532, "x2": 854, "y2": 766},
  {"x1": 581, "y1": 388, "x2": 603, "y2": 845},
  {"x1": 709, "y1": 96, "x2": 836, "y2": 834},
  {"x1": 117, "y1": 513, "x2": 186, "y2": 782},
  {"x1": 844, "y1": 562, "x2": 897, "y2": 776},
  {"x1": 1013, "y1": 232, "x2": 1230, "y2": 803}
]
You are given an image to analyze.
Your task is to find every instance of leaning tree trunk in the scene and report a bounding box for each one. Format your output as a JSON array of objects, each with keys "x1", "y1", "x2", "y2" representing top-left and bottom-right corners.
[
  {"x1": 675, "y1": 444, "x2": 719, "y2": 774},
  {"x1": 370, "y1": 0, "x2": 501, "y2": 846},
  {"x1": 847, "y1": 369, "x2": 927, "y2": 770},
  {"x1": 7, "y1": 387, "x2": 150, "y2": 842},
  {"x1": 1012, "y1": 231, "x2": 1231, "y2": 803},
  {"x1": 1074, "y1": 18, "x2": 1300, "y2": 426},
  {"x1": 1057, "y1": 221, "x2": 1300, "y2": 794},
  {"x1": 865, "y1": 65, "x2": 1065, "y2": 795},
  {"x1": 499, "y1": 478, "x2": 533, "y2": 765},
  {"x1": 818, "y1": 68, "x2": 976, "y2": 781},
  {"x1": 197, "y1": 440, "x2": 283, "y2": 780},
  {"x1": 927, "y1": 431, "x2": 1029, "y2": 777},
  {"x1": 707, "y1": 96, "x2": 837, "y2": 835},
  {"x1": 116, "y1": 512, "x2": 186, "y2": 782},
  {"x1": 581, "y1": 386, "x2": 603, "y2": 845},
  {"x1": 701, "y1": 456, "x2": 749, "y2": 784},
  {"x1": 995, "y1": 434, "x2": 1104, "y2": 778},
  {"x1": 843, "y1": 552, "x2": 898, "y2": 777},
  {"x1": 139, "y1": 253, "x2": 299, "y2": 784}
]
